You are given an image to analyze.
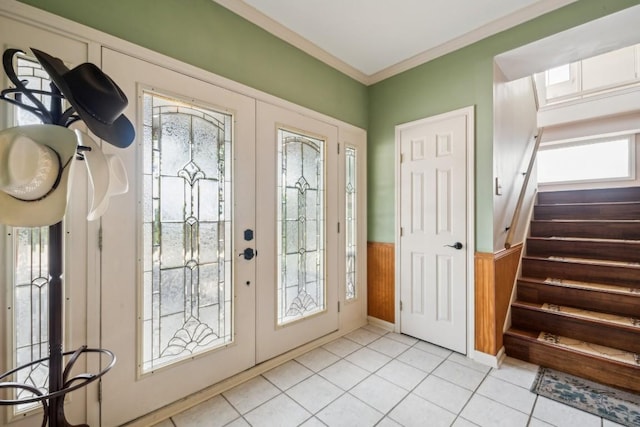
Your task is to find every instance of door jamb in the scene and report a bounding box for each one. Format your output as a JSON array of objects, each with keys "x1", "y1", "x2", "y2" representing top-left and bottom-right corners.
[{"x1": 394, "y1": 105, "x2": 475, "y2": 356}]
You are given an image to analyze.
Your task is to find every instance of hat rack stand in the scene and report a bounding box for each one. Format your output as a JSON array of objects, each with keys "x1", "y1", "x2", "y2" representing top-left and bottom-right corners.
[{"x1": 0, "y1": 49, "x2": 116, "y2": 427}]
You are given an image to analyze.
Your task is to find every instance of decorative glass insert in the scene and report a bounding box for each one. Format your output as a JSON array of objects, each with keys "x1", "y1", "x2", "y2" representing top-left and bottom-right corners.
[
  {"x1": 345, "y1": 147, "x2": 357, "y2": 301},
  {"x1": 141, "y1": 92, "x2": 233, "y2": 373},
  {"x1": 277, "y1": 129, "x2": 325, "y2": 325},
  {"x1": 9, "y1": 55, "x2": 53, "y2": 413}
]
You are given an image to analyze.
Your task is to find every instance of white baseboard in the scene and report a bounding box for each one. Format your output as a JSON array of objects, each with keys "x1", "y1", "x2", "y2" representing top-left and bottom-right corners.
[
  {"x1": 471, "y1": 346, "x2": 505, "y2": 369},
  {"x1": 367, "y1": 316, "x2": 395, "y2": 332}
]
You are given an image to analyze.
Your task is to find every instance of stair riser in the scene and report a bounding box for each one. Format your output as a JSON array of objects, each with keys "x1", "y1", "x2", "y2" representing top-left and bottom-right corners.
[
  {"x1": 538, "y1": 187, "x2": 640, "y2": 204},
  {"x1": 511, "y1": 306, "x2": 640, "y2": 354},
  {"x1": 518, "y1": 280, "x2": 640, "y2": 318},
  {"x1": 522, "y1": 258, "x2": 640, "y2": 287},
  {"x1": 534, "y1": 203, "x2": 640, "y2": 220},
  {"x1": 504, "y1": 333, "x2": 640, "y2": 393},
  {"x1": 530, "y1": 221, "x2": 640, "y2": 240},
  {"x1": 526, "y1": 239, "x2": 640, "y2": 263}
]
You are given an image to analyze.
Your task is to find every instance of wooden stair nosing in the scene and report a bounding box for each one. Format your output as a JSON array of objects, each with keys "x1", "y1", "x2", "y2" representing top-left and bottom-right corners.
[
  {"x1": 517, "y1": 277, "x2": 640, "y2": 317},
  {"x1": 504, "y1": 328, "x2": 640, "y2": 393},
  {"x1": 522, "y1": 256, "x2": 640, "y2": 287},
  {"x1": 534, "y1": 202, "x2": 640, "y2": 220},
  {"x1": 510, "y1": 301, "x2": 640, "y2": 354},
  {"x1": 530, "y1": 220, "x2": 640, "y2": 240},
  {"x1": 526, "y1": 237, "x2": 640, "y2": 263},
  {"x1": 538, "y1": 187, "x2": 640, "y2": 204}
]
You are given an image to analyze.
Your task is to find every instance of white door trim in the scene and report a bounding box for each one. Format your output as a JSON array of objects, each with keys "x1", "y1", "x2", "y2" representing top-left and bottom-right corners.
[{"x1": 394, "y1": 105, "x2": 475, "y2": 356}]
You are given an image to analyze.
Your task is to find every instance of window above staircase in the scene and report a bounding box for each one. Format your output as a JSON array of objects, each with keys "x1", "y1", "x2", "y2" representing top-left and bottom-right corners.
[{"x1": 536, "y1": 43, "x2": 640, "y2": 128}]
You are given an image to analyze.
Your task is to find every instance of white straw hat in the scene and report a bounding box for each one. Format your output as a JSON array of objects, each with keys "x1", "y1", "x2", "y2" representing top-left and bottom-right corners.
[
  {"x1": 75, "y1": 130, "x2": 128, "y2": 221},
  {"x1": 0, "y1": 125, "x2": 77, "y2": 227}
]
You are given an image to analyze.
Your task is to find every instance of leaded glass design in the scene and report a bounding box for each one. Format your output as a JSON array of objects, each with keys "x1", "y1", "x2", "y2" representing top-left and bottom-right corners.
[
  {"x1": 345, "y1": 147, "x2": 357, "y2": 301},
  {"x1": 9, "y1": 55, "x2": 53, "y2": 413},
  {"x1": 277, "y1": 129, "x2": 325, "y2": 325},
  {"x1": 141, "y1": 92, "x2": 233, "y2": 373}
]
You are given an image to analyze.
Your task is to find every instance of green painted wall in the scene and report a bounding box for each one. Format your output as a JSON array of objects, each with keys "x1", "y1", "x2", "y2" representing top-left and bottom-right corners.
[
  {"x1": 17, "y1": 0, "x2": 368, "y2": 129},
  {"x1": 368, "y1": 0, "x2": 640, "y2": 251},
  {"x1": 18, "y1": 0, "x2": 640, "y2": 252}
]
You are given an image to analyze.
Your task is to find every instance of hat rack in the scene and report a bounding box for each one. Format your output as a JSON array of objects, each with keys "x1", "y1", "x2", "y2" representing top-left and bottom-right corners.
[{"x1": 0, "y1": 49, "x2": 117, "y2": 427}]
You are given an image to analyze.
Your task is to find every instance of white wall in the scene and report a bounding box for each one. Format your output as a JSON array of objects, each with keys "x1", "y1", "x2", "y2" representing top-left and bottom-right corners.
[{"x1": 492, "y1": 65, "x2": 539, "y2": 252}]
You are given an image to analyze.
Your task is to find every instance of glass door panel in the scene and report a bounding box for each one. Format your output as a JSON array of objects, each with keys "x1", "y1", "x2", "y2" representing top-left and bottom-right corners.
[
  {"x1": 277, "y1": 129, "x2": 326, "y2": 325},
  {"x1": 256, "y1": 101, "x2": 339, "y2": 363},
  {"x1": 141, "y1": 93, "x2": 234, "y2": 372}
]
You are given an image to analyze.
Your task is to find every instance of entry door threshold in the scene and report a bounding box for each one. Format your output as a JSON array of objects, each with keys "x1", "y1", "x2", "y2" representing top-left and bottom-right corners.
[{"x1": 123, "y1": 324, "x2": 364, "y2": 427}]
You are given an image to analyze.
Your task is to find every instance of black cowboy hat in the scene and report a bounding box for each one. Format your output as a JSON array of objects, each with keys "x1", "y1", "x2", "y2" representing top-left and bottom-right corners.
[{"x1": 31, "y1": 48, "x2": 135, "y2": 148}]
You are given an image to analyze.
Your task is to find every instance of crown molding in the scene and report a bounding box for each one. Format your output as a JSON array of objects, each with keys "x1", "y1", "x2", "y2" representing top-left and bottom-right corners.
[
  {"x1": 215, "y1": 0, "x2": 578, "y2": 86},
  {"x1": 213, "y1": 0, "x2": 370, "y2": 84},
  {"x1": 368, "y1": 0, "x2": 578, "y2": 84}
]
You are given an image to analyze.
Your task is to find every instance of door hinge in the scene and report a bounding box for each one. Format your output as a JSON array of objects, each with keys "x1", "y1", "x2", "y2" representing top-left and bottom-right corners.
[
  {"x1": 338, "y1": 222, "x2": 340, "y2": 233},
  {"x1": 400, "y1": 301, "x2": 403, "y2": 311},
  {"x1": 400, "y1": 153, "x2": 404, "y2": 163},
  {"x1": 98, "y1": 380, "x2": 102, "y2": 402},
  {"x1": 338, "y1": 301, "x2": 341, "y2": 312},
  {"x1": 98, "y1": 227, "x2": 103, "y2": 251},
  {"x1": 400, "y1": 227, "x2": 404, "y2": 237},
  {"x1": 337, "y1": 143, "x2": 340, "y2": 154}
]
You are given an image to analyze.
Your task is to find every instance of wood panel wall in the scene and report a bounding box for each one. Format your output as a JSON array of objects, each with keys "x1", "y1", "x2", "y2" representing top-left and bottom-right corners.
[
  {"x1": 367, "y1": 242, "x2": 395, "y2": 323},
  {"x1": 474, "y1": 244, "x2": 523, "y2": 355}
]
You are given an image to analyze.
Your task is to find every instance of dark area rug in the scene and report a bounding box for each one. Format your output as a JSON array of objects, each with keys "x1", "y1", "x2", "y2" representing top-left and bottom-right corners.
[{"x1": 531, "y1": 367, "x2": 640, "y2": 426}]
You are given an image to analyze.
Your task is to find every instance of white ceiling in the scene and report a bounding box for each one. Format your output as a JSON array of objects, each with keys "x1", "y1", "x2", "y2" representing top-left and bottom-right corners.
[{"x1": 214, "y1": 0, "x2": 577, "y2": 84}]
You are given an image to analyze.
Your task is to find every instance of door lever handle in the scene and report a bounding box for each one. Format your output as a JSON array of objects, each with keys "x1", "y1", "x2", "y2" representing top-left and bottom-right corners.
[
  {"x1": 444, "y1": 242, "x2": 463, "y2": 250},
  {"x1": 239, "y1": 248, "x2": 256, "y2": 260}
]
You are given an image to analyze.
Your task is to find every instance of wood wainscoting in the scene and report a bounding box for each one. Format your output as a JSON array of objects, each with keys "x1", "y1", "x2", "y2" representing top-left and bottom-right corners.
[
  {"x1": 367, "y1": 242, "x2": 395, "y2": 323},
  {"x1": 474, "y1": 244, "x2": 523, "y2": 355}
]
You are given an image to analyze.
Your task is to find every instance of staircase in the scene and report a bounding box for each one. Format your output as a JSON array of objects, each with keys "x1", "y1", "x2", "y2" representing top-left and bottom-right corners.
[{"x1": 504, "y1": 186, "x2": 640, "y2": 393}]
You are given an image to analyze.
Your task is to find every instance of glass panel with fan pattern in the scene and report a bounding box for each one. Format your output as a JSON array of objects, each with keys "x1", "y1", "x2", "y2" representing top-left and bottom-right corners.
[
  {"x1": 277, "y1": 129, "x2": 325, "y2": 325},
  {"x1": 141, "y1": 92, "x2": 233, "y2": 373}
]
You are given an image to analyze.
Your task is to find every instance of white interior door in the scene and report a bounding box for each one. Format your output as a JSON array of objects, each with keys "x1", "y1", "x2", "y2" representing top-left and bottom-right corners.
[
  {"x1": 397, "y1": 109, "x2": 470, "y2": 354},
  {"x1": 255, "y1": 101, "x2": 339, "y2": 363},
  {"x1": 100, "y1": 49, "x2": 256, "y2": 426}
]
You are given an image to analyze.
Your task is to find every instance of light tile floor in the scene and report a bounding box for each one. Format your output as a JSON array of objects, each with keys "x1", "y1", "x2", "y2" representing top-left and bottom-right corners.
[{"x1": 154, "y1": 325, "x2": 625, "y2": 427}]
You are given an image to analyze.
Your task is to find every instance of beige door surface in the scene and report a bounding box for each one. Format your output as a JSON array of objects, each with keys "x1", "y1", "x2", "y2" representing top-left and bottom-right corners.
[
  {"x1": 100, "y1": 48, "x2": 257, "y2": 426},
  {"x1": 255, "y1": 101, "x2": 339, "y2": 363},
  {"x1": 398, "y1": 109, "x2": 470, "y2": 354}
]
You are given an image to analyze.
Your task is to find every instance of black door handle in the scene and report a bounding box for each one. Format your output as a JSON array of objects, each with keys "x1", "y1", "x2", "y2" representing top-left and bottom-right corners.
[
  {"x1": 444, "y1": 242, "x2": 463, "y2": 250},
  {"x1": 239, "y1": 248, "x2": 256, "y2": 260}
]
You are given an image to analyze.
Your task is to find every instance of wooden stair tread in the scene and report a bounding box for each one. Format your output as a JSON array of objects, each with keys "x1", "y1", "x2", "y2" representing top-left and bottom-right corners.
[
  {"x1": 512, "y1": 300, "x2": 640, "y2": 330},
  {"x1": 505, "y1": 328, "x2": 640, "y2": 368},
  {"x1": 537, "y1": 332, "x2": 640, "y2": 367},
  {"x1": 538, "y1": 187, "x2": 640, "y2": 204},
  {"x1": 533, "y1": 219, "x2": 640, "y2": 223},
  {"x1": 529, "y1": 236, "x2": 640, "y2": 244},
  {"x1": 524, "y1": 277, "x2": 640, "y2": 296},
  {"x1": 504, "y1": 328, "x2": 640, "y2": 392},
  {"x1": 524, "y1": 255, "x2": 640, "y2": 268},
  {"x1": 537, "y1": 201, "x2": 640, "y2": 207}
]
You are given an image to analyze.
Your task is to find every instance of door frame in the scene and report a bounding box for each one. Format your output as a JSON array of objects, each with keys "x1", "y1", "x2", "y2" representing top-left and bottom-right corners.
[{"x1": 394, "y1": 105, "x2": 475, "y2": 356}]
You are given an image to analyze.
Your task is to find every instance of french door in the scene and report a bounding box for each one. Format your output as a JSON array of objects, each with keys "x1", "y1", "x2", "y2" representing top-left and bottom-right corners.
[
  {"x1": 100, "y1": 49, "x2": 257, "y2": 426},
  {"x1": 255, "y1": 102, "x2": 339, "y2": 363},
  {"x1": 100, "y1": 50, "x2": 341, "y2": 424}
]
